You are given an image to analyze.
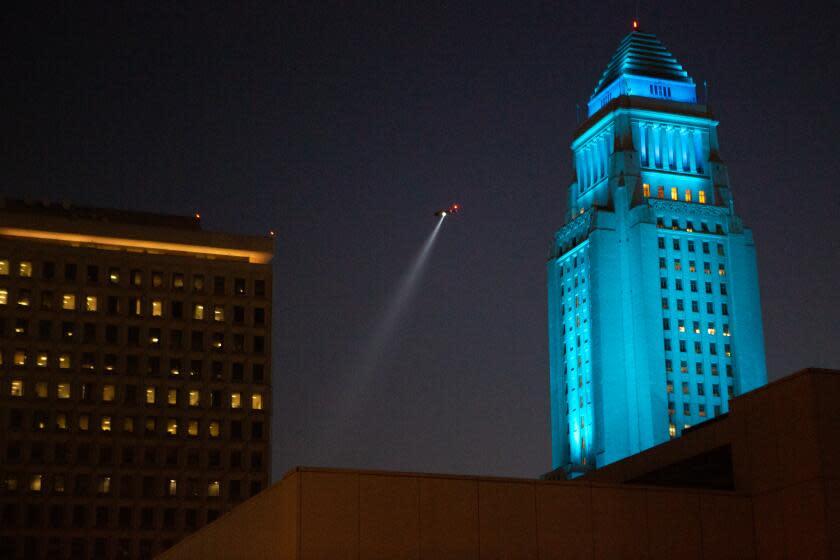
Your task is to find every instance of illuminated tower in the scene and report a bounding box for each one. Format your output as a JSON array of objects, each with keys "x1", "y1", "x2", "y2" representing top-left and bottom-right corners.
[{"x1": 547, "y1": 25, "x2": 767, "y2": 475}]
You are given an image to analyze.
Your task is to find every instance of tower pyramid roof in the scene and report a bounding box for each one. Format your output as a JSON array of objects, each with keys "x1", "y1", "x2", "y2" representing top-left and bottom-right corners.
[{"x1": 591, "y1": 31, "x2": 694, "y2": 99}]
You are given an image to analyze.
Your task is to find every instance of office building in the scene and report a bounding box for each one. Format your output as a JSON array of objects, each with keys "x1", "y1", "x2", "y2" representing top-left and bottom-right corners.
[{"x1": 0, "y1": 198, "x2": 273, "y2": 559}]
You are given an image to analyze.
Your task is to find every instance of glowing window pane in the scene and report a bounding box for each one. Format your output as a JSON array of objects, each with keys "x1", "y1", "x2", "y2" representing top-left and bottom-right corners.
[
  {"x1": 208, "y1": 481, "x2": 220, "y2": 497},
  {"x1": 36, "y1": 353, "x2": 48, "y2": 367},
  {"x1": 642, "y1": 183, "x2": 650, "y2": 197},
  {"x1": 670, "y1": 187, "x2": 678, "y2": 200},
  {"x1": 59, "y1": 354, "x2": 71, "y2": 369},
  {"x1": 189, "y1": 390, "x2": 200, "y2": 407},
  {"x1": 685, "y1": 190, "x2": 692, "y2": 202},
  {"x1": 56, "y1": 413, "x2": 68, "y2": 430},
  {"x1": 193, "y1": 304, "x2": 205, "y2": 320},
  {"x1": 252, "y1": 393, "x2": 263, "y2": 410},
  {"x1": 30, "y1": 475, "x2": 42, "y2": 492},
  {"x1": 214, "y1": 306, "x2": 224, "y2": 322},
  {"x1": 168, "y1": 479, "x2": 177, "y2": 496},
  {"x1": 0, "y1": 260, "x2": 8, "y2": 275},
  {"x1": 152, "y1": 300, "x2": 163, "y2": 317},
  {"x1": 669, "y1": 423, "x2": 676, "y2": 437},
  {"x1": 109, "y1": 268, "x2": 120, "y2": 283},
  {"x1": 19, "y1": 262, "x2": 32, "y2": 277},
  {"x1": 57, "y1": 383, "x2": 71, "y2": 399},
  {"x1": 85, "y1": 296, "x2": 97, "y2": 312},
  {"x1": 10, "y1": 380, "x2": 23, "y2": 397},
  {"x1": 14, "y1": 351, "x2": 27, "y2": 366},
  {"x1": 0, "y1": 289, "x2": 7, "y2": 305},
  {"x1": 98, "y1": 476, "x2": 111, "y2": 494},
  {"x1": 209, "y1": 421, "x2": 220, "y2": 438},
  {"x1": 62, "y1": 294, "x2": 76, "y2": 310},
  {"x1": 168, "y1": 389, "x2": 177, "y2": 405},
  {"x1": 231, "y1": 392, "x2": 241, "y2": 409},
  {"x1": 698, "y1": 190, "x2": 706, "y2": 204},
  {"x1": 188, "y1": 420, "x2": 199, "y2": 437},
  {"x1": 103, "y1": 384, "x2": 115, "y2": 402},
  {"x1": 146, "y1": 387, "x2": 156, "y2": 404},
  {"x1": 167, "y1": 419, "x2": 178, "y2": 436},
  {"x1": 101, "y1": 416, "x2": 111, "y2": 431}
]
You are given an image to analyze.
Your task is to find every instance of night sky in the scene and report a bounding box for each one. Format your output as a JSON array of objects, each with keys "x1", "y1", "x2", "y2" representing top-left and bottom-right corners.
[{"x1": 3, "y1": 2, "x2": 839, "y2": 480}]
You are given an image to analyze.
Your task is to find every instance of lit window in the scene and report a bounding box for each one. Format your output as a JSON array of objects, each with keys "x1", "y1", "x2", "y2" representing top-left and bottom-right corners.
[
  {"x1": 188, "y1": 420, "x2": 199, "y2": 437},
  {"x1": 56, "y1": 413, "x2": 68, "y2": 430},
  {"x1": 678, "y1": 320, "x2": 685, "y2": 333},
  {"x1": 0, "y1": 260, "x2": 8, "y2": 275},
  {"x1": 208, "y1": 481, "x2": 220, "y2": 497},
  {"x1": 685, "y1": 190, "x2": 692, "y2": 202},
  {"x1": 189, "y1": 390, "x2": 200, "y2": 407},
  {"x1": 98, "y1": 476, "x2": 111, "y2": 494},
  {"x1": 62, "y1": 294, "x2": 76, "y2": 310},
  {"x1": 19, "y1": 261, "x2": 32, "y2": 277},
  {"x1": 168, "y1": 479, "x2": 177, "y2": 497},
  {"x1": 35, "y1": 382, "x2": 48, "y2": 398},
  {"x1": 718, "y1": 264, "x2": 726, "y2": 276},
  {"x1": 146, "y1": 387, "x2": 156, "y2": 404},
  {"x1": 252, "y1": 393, "x2": 263, "y2": 410},
  {"x1": 643, "y1": 183, "x2": 650, "y2": 197},
  {"x1": 57, "y1": 383, "x2": 71, "y2": 399},
  {"x1": 212, "y1": 333, "x2": 224, "y2": 349},
  {"x1": 674, "y1": 259, "x2": 681, "y2": 271},
  {"x1": 657, "y1": 186, "x2": 665, "y2": 199},
  {"x1": 152, "y1": 300, "x2": 163, "y2": 317},
  {"x1": 152, "y1": 271, "x2": 164, "y2": 288},
  {"x1": 680, "y1": 360, "x2": 689, "y2": 374},
  {"x1": 231, "y1": 392, "x2": 242, "y2": 409},
  {"x1": 670, "y1": 187, "x2": 678, "y2": 200},
  {"x1": 79, "y1": 414, "x2": 90, "y2": 431},
  {"x1": 36, "y1": 353, "x2": 48, "y2": 367},
  {"x1": 698, "y1": 404, "x2": 707, "y2": 417},
  {"x1": 30, "y1": 474, "x2": 42, "y2": 492},
  {"x1": 0, "y1": 289, "x2": 7, "y2": 305},
  {"x1": 193, "y1": 304, "x2": 205, "y2": 320},
  {"x1": 14, "y1": 350, "x2": 27, "y2": 366},
  {"x1": 723, "y1": 324, "x2": 730, "y2": 337},
  {"x1": 109, "y1": 268, "x2": 120, "y2": 284},
  {"x1": 10, "y1": 380, "x2": 23, "y2": 397},
  {"x1": 213, "y1": 306, "x2": 224, "y2": 322},
  {"x1": 103, "y1": 384, "x2": 116, "y2": 402},
  {"x1": 168, "y1": 389, "x2": 178, "y2": 406},
  {"x1": 85, "y1": 296, "x2": 97, "y2": 312},
  {"x1": 669, "y1": 423, "x2": 676, "y2": 437},
  {"x1": 101, "y1": 416, "x2": 112, "y2": 431},
  {"x1": 698, "y1": 190, "x2": 706, "y2": 204},
  {"x1": 59, "y1": 354, "x2": 71, "y2": 369},
  {"x1": 167, "y1": 419, "x2": 178, "y2": 436},
  {"x1": 689, "y1": 261, "x2": 696, "y2": 272},
  {"x1": 173, "y1": 274, "x2": 185, "y2": 289},
  {"x1": 666, "y1": 381, "x2": 673, "y2": 393},
  {"x1": 209, "y1": 421, "x2": 220, "y2": 438}
]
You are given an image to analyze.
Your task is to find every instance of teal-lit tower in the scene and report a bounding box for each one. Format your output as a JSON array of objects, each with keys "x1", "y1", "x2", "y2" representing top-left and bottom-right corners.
[{"x1": 547, "y1": 25, "x2": 767, "y2": 475}]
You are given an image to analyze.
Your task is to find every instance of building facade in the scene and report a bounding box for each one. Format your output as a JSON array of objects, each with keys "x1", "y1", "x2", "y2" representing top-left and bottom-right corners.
[
  {"x1": 547, "y1": 28, "x2": 767, "y2": 474},
  {"x1": 0, "y1": 199, "x2": 273, "y2": 559}
]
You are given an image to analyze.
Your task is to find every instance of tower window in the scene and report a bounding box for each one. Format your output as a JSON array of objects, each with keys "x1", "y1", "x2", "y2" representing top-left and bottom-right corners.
[
  {"x1": 670, "y1": 187, "x2": 678, "y2": 200},
  {"x1": 685, "y1": 190, "x2": 692, "y2": 202},
  {"x1": 657, "y1": 186, "x2": 665, "y2": 199},
  {"x1": 698, "y1": 190, "x2": 706, "y2": 204},
  {"x1": 643, "y1": 183, "x2": 650, "y2": 197}
]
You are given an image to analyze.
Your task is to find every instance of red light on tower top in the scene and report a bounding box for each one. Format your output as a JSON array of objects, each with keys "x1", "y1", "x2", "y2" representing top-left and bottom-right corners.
[{"x1": 632, "y1": 19, "x2": 639, "y2": 31}]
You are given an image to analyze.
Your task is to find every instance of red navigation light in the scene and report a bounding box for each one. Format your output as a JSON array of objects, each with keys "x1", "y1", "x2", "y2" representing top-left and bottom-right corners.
[
  {"x1": 632, "y1": 19, "x2": 639, "y2": 31},
  {"x1": 450, "y1": 203, "x2": 460, "y2": 213}
]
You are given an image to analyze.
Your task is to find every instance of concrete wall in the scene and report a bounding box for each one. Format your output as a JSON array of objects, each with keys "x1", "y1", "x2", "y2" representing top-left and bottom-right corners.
[{"x1": 159, "y1": 468, "x2": 755, "y2": 560}]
